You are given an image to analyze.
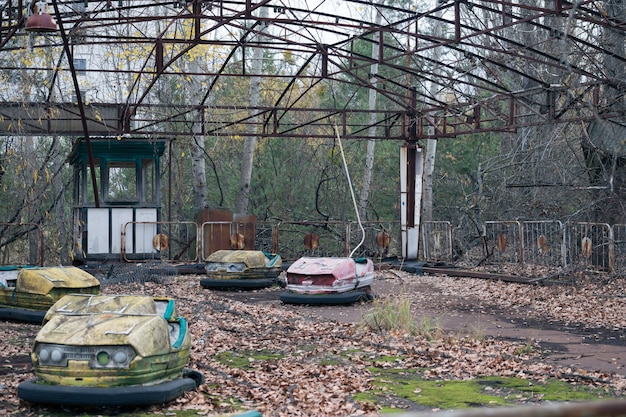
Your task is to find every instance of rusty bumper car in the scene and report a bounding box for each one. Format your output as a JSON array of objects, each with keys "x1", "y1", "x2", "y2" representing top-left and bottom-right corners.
[
  {"x1": 18, "y1": 294, "x2": 203, "y2": 407},
  {"x1": 279, "y1": 257, "x2": 375, "y2": 305},
  {"x1": 0, "y1": 266, "x2": 100, "y2": 323},
  {"x1": 200, "y1": 250, "x2": 283, "y2": 290}
]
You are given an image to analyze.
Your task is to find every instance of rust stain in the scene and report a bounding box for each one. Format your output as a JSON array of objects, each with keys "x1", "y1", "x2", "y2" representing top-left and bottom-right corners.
[
  {"x1": 375, "y1": 231, "x2": 391, "y2": 248},
  {"x1": 497, "y1": 233, "x2": 507, "y2": 252},
  {"x1": 230, "y1": 233, "x2": 245, "y2": 250},
  {"x1": 304, "y1": 233, "x2": 319, "y2": 250},
  {"x1": 152, "y1": 233, "x2": 169, "y2": 251},
  {"x1": 537, "y1": 234, "x2": 548, "y2": 255},
  {"x1": 581, "y1": 236, "x2": 592, "y2": 258}
]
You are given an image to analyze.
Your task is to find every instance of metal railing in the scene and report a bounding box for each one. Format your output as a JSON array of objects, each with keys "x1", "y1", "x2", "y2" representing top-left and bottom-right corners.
[
  {"x1": 421, "y1": 221, "x2": 453, "y2": 263},
  {"x1": 107, "y1": 218, "x2": 626, "y2": 275},
  {"x1": 121, "y1": 221, "x2": 199, "y2": 263}
]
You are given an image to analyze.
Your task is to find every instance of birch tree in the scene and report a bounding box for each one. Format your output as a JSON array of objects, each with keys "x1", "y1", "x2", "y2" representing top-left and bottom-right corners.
[
  {"x1": 357, "y1": 5, "x2": 383, "y2": 221},
  {"x1": 236, "y1": 7, "x2": 269, "y2": 215},
  {"x1": 421, "y1": 3, "x2": 444, "y2": 224}
]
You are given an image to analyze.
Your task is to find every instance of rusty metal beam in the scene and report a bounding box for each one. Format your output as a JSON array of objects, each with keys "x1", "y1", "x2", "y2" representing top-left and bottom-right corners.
[
  {"x1": 0, "y1": 0, "x2": 622, "y2": 141},
  {"x1": 422, "y1": 265, "x2": 546, "y2": 284}
]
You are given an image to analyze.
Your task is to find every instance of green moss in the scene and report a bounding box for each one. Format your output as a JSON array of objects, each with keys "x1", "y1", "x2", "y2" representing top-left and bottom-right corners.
[
  {"x1": 319, "y1": 355, "x2": 342, "y2": 366},
  {"x1": 478, "y1": 376, "x2": 604, "y2": 401},
  {"x1": 370, "y1": 376, "x2": 505, "y2": 410},
  {"x1": 359, "y1": 370, "x2": 614, "y2": 412},
  {"x1": 373, "y1": 355, "x2": 401, "y2": 363},
  {"x1": 215, "y1": 349, "x2": 283, "y2": 369}
]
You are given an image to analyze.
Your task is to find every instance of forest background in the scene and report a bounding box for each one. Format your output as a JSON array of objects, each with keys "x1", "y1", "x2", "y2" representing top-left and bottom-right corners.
[{"x1": 0, "y1": 0, "x2": 622, "y2": 266}]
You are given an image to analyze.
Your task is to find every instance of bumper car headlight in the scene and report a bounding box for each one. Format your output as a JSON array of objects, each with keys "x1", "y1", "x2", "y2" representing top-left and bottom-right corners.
[
  {"x1": 35, "y1": 344, "x2": 135, "y2": 368},
  {"x1": 205, "y1": 262, "x2": 246, "y2": 272}
]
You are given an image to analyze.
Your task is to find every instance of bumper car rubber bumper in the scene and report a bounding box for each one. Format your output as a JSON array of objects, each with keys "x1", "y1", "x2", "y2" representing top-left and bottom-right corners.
[
  {"x1": 0, "y1": 307, "x2": 45, "y2": 324},
  {"x1": 200, "y1": 277, "x2": 276, "y2": 290},
  {"x1": 279, "y1": 290, "x2": 374, "y2": 305},
  {"x1": 17, "y1": 371, "x2": 204, "y2": 407}
]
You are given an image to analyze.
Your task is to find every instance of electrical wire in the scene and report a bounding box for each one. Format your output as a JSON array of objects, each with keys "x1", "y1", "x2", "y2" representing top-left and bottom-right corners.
[{"x1": 333, "y1": 125, "x2": 365, "y2": 258}]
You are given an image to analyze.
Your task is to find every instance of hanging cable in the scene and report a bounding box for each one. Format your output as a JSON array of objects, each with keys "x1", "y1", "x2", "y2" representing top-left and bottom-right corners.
[{"x1": 334, "y1": 125, "x2": 365, "y2": 258}]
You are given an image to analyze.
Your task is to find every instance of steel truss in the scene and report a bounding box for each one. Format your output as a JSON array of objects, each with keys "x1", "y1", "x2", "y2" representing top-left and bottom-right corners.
[{"x1": 0, "y1": 0, "x2": 624, "y2": 140}]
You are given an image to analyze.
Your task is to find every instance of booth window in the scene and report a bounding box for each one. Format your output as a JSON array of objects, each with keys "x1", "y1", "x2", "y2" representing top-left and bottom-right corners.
[
  {"x1": 142, "y1": 159, "x2": 156, "y2": 203},
  {"x1": 84, "y1": 162, "x2": 101, "y2": 204},
  {"x1": 106, "y1": 162, "x2": 137, "y2": 202}
]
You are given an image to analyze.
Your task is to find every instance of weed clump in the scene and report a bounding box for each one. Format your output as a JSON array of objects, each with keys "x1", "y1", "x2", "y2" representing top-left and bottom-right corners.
[{"x1": 362, "y1": 296, "x2": 444, "y2": 340}]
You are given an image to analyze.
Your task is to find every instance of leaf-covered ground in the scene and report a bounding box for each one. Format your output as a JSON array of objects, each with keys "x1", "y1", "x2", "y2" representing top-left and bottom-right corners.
[{"x1": 1, "y1": 269, "x2": 625, "y2": 416}]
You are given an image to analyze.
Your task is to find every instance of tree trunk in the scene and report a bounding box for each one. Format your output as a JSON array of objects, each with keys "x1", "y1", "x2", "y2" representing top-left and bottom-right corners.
[
  {"x1": 236, "y1": 7, "x2": 268, "y2": 215},
  {"x1": 421, "y1": 4, "x2": 444, "y2": 224},
  {"x1": 357, "y1": 4, "x2": 382, "y2": 221},
  {"x1": 191, "y1": 117, "x2": 208, "y2": 213},
  {"x1": 188, "y1": 55, "x2": 208, "y2": 215}
]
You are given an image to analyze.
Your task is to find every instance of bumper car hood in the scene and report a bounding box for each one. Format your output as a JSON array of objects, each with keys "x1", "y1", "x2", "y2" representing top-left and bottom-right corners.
[
  {"x1": 206, "y1": 250, "x2": 282, "y2": 268},
  {"x1": 16, "y1": 266, "x2": 100, "y2": 295},
  {"x1": 36, "y1": 314, "x2": 171, "y2": 356}
]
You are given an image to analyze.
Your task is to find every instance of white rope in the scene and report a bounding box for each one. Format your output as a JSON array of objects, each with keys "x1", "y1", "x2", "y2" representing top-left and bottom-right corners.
[{"x1": 334, "y1": 125, "x2": 365, "y2": 258}]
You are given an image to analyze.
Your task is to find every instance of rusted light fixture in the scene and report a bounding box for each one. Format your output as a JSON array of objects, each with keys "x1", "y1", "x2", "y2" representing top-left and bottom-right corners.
[{"x1": 25, "y1": 0, "x2": 58, "y2": 32}]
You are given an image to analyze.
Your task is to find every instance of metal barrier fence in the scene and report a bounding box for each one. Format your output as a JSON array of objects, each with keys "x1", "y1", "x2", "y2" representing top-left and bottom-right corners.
[
  {"x1": 199, "y1": 221, "x2": 259, "y2": 262},
  {"x1": 121, "y1": 221, "x2": 199, "y2": 263},
  {"x1": 126, "y1": 220, "x2": 404, "y2": 263},
  {"x1": 114, "y1": 217, "x2": 626, "y2": 274},
  {"x1": 271, "y1": 221, "x2": 349, "y2": 260},
  {"x1": 464, "y1": 220, "x2": 623, "y2": 275},
  {"x1": 521, "y1": 220, "x2": 565, "y2": 267},
  {"x1": 347, "y1": 221, "x2": 401, "y2": 261},
  {"x1": 613, "y1": 224, "x2": 626, "y2": 272},
  {"x1": 483, "y1": 221, "x2": 523, "y2": 264},
  {"x1": 6, "y1": 218, "x2": 626, "y2": 277},
  {"x1": 421, "y1": 221, "x2": 453, "y2": 263},
  {"x1": 564, "y1": 222, "x2": 612, "y2": 272}
]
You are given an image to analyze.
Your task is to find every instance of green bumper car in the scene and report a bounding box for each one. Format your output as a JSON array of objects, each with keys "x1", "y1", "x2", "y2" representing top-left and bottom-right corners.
[
  {"x1": 18, "y1": 294, "x2": 203, "y2": 407},
  {"x1": 0, "y1": 266, "x2": 100, "y2": 323},
  {"x1": 200, "y1": 250, "x2": 282, "y2": 290}
]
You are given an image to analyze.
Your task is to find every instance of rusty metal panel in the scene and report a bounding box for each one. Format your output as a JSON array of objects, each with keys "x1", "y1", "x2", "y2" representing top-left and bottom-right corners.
[
  {"x1": 198, "y1": 208, "x2": 233, "y2": 259},
  {"x1": 0, "y1": 103, "x2": 122, "y2": 136}
]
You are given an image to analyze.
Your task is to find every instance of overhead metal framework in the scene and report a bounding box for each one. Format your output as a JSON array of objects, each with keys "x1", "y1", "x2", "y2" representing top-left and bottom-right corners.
[{"x1": 0, "y1": 0, "x2": 623, "y2": 141}]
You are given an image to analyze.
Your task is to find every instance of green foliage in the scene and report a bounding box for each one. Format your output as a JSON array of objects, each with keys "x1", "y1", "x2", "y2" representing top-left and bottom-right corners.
[
  {"x1": 0, "y1": 137, "x2": 73, "y2": 264},
  {"x1": 432, "y1": 132, "x2": 501, "y2": 221}
]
